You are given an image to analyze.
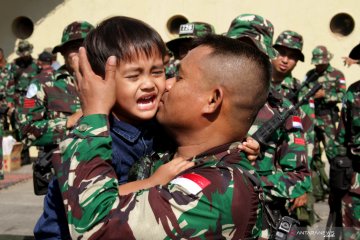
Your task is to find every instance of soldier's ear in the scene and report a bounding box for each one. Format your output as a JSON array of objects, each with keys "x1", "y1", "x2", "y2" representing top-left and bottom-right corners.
[{"x1": 202, "y1": 87, "x2": 223, "y2": 114}]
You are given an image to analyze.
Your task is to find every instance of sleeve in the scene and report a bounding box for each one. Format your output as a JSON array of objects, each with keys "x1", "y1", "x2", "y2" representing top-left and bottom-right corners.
[
  {"x1": 17, "y1": 80, "x2": 68, "y2": 147},
  {"x1": 326, "y1": 70, "x2": 346, "y2": 104},
  {"x1": 333, "y1": 92, "x2": 349, "y2": 157},
  {"x1": 260, "y1": 124, "x2": 311, "y2": 199},
  {"x1": 53, "y1": 114, "x2": 259, "y2": 239},
  {"x1": 5, "y1": 65, "x2": 16, "y2": 105}
]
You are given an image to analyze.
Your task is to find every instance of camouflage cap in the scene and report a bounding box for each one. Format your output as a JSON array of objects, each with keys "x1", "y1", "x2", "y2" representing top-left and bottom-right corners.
[
  {"x1": 16, "y1": 40, "x2": 33, "y2": 56},
  {"x1": 273, "y1": 30, "x2": 305, "y2": 62},
  {"x1": 166, "y1": 22, "x2": 215, "y2": 57},
  {"x1": 53, "y1": 21, "x2": 94, "y2": 53},
  {"x1": 311, "y1": 45, "x2": 333, "y2": 65},
  {"x1": 226, "y1": 14, "x2": 277, "y2": 59}
]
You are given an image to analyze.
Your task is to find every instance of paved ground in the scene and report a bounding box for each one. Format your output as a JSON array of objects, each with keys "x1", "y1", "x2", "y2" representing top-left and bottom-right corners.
[
  {"x1": 0, "y1": 164, "x2": 331, "y2": 239},
  {"x1": 0, "y1": 164, "x2": 43, "y2": 239}
]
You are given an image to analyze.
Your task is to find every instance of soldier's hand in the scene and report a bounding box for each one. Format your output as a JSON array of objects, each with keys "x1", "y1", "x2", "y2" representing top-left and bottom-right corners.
[
  {"x1": 73, "y1": 47, "x2": 117, "y2": 116},
  {"x1": 342, "y1": 56, "x2": 359, "y2": 67},
  {"x1": 290, "y1": 193, "x2": 308, "y2": 211},
  {"x1": 238, "y1": 136, "x2": 260, "y2": 163},
  {"x1": 149, "y1": 157, "x2": 195, "y2": 186},
  {"x1": 66, "y1": 110, "x2": 83, "y2": 128},
  {"x1": 314, "y1": 89, "x2": 325, "y2": 99}
]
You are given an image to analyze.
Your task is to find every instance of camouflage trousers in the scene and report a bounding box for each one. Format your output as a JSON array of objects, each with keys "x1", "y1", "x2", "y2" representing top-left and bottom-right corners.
[{"x1": 342, "y1": 192, "x2": 360, "y2": 240}]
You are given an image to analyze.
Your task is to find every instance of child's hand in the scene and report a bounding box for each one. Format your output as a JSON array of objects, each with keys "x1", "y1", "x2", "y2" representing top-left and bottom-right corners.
[
  {"x1": 238, "y1": 136, "x2": 260, "y2": 162},
  {"x1": 73, "y1": 47, "x2": 117, "y2": 116},
  {"x1": 149, "y1": 157, "x2": 195, "y2": 186}
]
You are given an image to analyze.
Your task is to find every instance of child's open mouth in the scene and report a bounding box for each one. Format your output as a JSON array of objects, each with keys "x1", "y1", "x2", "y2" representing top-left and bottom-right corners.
[{"x1": 137, "y1": 94, "x2": 157, "y2": 110}]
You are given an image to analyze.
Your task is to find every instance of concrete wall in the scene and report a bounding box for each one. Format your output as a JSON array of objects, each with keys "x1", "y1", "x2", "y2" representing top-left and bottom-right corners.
[{"x1": 1, "y1": 0, "x2": 359, "y2": 86}]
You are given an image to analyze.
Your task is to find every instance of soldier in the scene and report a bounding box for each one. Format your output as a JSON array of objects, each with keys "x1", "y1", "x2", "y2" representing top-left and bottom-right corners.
[
  {"x1": 272, "y1": 30, "x2": 317, "y2": 226},
  {"x1": 0, "y1": 48, "x2": 17, "y2": 179},
  {"x1": 166, "y1": 21, "x2": 215, "y2": 60},
  {"x1": 332, "y1": 45, "x2": 360, "y2": 240},
  {"x1": 226, "y1": 14, "x2": 311, "y2": 238},
  {"x1": 16, "y1": 21, "x2": 94, "y2": 239},
  {"x1": 6, "y1": 40, "x2": 40, "y2": 165},
  {"x1": 305, "y1": 46, "x2": 346, "y2": 201},
  {"x1": 0, "y1": 48, "x2": 10, "y2": 180},
  {"x1": 53, "y1": 33, "x2": 269, "y2": 239},
  {"x1": 165, "y1": 22, "x2": 215, "y2": 79}
]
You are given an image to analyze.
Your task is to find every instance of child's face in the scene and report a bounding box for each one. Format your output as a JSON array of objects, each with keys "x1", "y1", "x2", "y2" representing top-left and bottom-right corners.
[{"x1": 112, "y1": 51, "x2": 165, "y2": 124}]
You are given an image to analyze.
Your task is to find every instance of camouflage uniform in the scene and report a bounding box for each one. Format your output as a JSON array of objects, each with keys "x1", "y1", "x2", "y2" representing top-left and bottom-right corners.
[
  {"x1": 7, "y1": 41, "x2": 39, "y2": 108},
  {"x1": 226, "y1": 14, "x2": 311, "y2": 238},
  {"x1": 333, "y1": 80, "x2": 360, "y2": 240},
  {"x1": 53, "y1": 114, "x2": 263, "y2": 239},
  {"x1": 305, "y1": 46, "x2": 346, "y2": 162},
  {"x1": 0, "y1": 62, "x2": 14, "y2": 179},
  {"x1": 272, "y1": 30, "x2": 315, "y2": 167}
]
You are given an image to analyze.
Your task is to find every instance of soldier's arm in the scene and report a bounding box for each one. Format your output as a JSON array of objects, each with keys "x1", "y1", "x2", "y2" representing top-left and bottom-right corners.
[
  {"x1": 261, "y1": 127, "x2": 311, "y2": 199},
  {"x1": 4, "y1": 66, "x2": 15, "y2": 105},
  {"x1": 118, "y1": 156, "x2": 194, "y2": 195},
  {"x1": 18, "y1": 80, "x2": 70, "y2": 146},
  {"x1": 327, "y1": 71, "x2": 346, "y2": 104}
]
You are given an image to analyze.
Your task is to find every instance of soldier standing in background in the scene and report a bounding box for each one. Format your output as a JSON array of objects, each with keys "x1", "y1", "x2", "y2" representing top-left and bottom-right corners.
[
  {"x1": 0, "y1": 48, "x2": 9, "y2": 180},
  {"x1": 6, "y1": 40, "x2": 40, "y2": 165},
  {"x1": 226, "y1": 14, "x2": 311, "y2": 239},
  {"x1": 271, "y1": 31, "x2": 318, "y2": 228},
  {"x1": 304, "y1": 46, "x2": 346, "y2": 201},
  {"x1": 166, "y1": 21, "x2": 215, "y2": 60},
  {"x1": 165, "y1": 22, "x2": 215, "y2": 79},
  {"x1": 16, "y1": 21, "x2": 93, "y2": 239},
  {"x1": 0, "y1": 48, "x2": 17, "y2": 179},
  {"x1": 331, "y1": 44, "x2": 360, "y2": 240}
]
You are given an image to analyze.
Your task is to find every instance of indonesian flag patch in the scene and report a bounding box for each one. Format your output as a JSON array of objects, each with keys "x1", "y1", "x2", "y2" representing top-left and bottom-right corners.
[
  {"x1": 170, "y1": 173, "x2": 211, "y2": 195},
  {"x1": 339, "y1": 78, "x2": 346, "y2": 89},
  {"x1": 291, "y1": 116, "x2": 303, "y2": 129},
  {"x1": 309, "y1": 99, "x2": 315, "y2": 108}
]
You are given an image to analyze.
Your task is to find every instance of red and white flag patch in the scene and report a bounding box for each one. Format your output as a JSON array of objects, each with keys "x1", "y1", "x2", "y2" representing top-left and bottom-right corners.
[
  {"x1": 294, "y1": 138, "x2": 306, "y2": 145},
  {"x1": 23, "y1": 98, "x2": 35, "y2": 108},
  {"x1": 292, "y1": 116, "x2": 303, "y2": 129},
  {"x1": 339, "y1": 78, "x2": 346, "y2": 89},
  {"x1": 170, "y1": 173, "x2": 211, "y2": 195},
  {"x1": 309, "y1": 99, "x2": 315, "y2": 108}
]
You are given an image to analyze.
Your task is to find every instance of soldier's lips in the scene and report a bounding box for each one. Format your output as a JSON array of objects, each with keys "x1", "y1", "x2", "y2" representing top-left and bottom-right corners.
[{"x1": 137, "y1": 94, "x2": 157, "y2": 110}]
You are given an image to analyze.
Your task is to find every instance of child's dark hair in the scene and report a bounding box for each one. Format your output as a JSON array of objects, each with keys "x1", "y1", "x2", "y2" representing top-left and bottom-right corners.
[{"x1": 85, "y1": 16, "x2": 166, "y2": 77}]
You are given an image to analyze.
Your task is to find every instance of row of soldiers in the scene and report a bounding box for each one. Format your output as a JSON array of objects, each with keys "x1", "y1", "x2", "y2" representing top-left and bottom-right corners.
[{"x1": 0, "y1": 13, "x2": 358, "y2": 239}]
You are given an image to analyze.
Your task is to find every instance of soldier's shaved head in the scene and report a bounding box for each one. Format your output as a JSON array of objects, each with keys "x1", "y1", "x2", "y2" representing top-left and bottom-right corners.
[{"x1": 192, "y1": 34, "x2": 270, "y2": 133}]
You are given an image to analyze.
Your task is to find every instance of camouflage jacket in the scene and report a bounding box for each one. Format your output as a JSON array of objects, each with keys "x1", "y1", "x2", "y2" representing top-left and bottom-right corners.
[
  {"x1": 53, "y1": 114, "x2": 263, "y2": 239},
  {"x1": 0, "y1": 63, "x2": 16, "y2": 106},
  {"x1": 17, "y1": 66, "x2": 80, "y2": 147},
  {"x1": 305, "y1": 64, "x2": 346, "y2": 116},
  {"x1": 7, "y1": 58, "x2": 39, "y2": 105},
  {"x1": 334, "y1": 80, "x2": 360, "y2": 195},
  {"x1": 248, "y1": 88, "x2": 311, "y2": 200},
  {"x1": 272, "y1": 74, "x2": 316, "y2": 166}
]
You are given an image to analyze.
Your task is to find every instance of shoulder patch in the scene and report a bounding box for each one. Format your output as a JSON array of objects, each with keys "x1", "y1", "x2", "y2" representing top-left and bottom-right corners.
[
  {"x1": 170, "y1": 173, "x2": 211, "y2": 195},
  {"x1": 26, "y1": 83, "x2": 38, "y2": 98},
  {"x1": 291, "y1": 116, "x2": 303, "y2": 129}
]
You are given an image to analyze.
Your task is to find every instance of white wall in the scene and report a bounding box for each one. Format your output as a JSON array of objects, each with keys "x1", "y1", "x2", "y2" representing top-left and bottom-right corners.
[{"x1": 2, "y1": 0, "x2": 360, "y2": 86}]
